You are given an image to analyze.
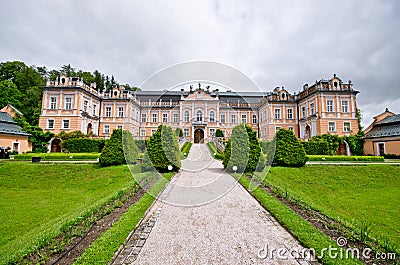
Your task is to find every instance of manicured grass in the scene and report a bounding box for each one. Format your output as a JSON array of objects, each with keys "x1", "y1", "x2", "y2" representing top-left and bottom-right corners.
[
  {"x1": 306, "y1": 155, "x2": 384, "y2": 162},
  {"x1": 236, "y1": 174, "x2": 361, "y2": 264},
  {"x1": 257, "y1": 165, "x2": 400, "y2": 253},
  {"x1": 180, "y1": 142, "x2": 192, "y2": 159},
  {"x1": 73, "y1": 172, "x2": 175, "y2": 264},
  {"x1": 0, "y1": 162, "x2": 145, "y2": 264},
  {"x1": 206, "y1": 142, "x2": 224, "y2": 160},
  {"x1": 13, "y1": 152, "x2": 100, "y2": 160}
]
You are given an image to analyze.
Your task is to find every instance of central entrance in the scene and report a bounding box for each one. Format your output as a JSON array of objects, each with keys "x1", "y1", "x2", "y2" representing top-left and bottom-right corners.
[{"x1": 194, "y1": 128, "x2": 204, "y2": 143}]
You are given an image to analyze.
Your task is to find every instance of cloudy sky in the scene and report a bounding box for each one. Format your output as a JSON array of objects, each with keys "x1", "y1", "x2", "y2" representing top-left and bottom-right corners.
[{"x1": 1, "y1": 0, "x2": 399, "y2": 127}]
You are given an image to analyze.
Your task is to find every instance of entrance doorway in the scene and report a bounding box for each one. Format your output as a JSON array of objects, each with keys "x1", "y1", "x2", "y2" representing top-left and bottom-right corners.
[
  {"x1": 51, "y1": 138, "x2": 62, "y2": 153},
  {"x1": 194, "y1": 129, "x2": 204, "y2": 143},
  {"x1": 305, "y1": 125, "x2": 311, "y2": 140},
  {"x1": 87, "y1": 123, "x2": 93, "y2": 135},
  {"x1": 378, "y1": 143, "x2": 385, "y2": 156}
]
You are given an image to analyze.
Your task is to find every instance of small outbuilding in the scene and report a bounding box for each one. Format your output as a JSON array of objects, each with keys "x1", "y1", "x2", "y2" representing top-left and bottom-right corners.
[
  {"x1": 0, "y1": 104, "x2": 32, "y2": 154},
  {"x1": 364, "y1": 108, "x2": 400, "y2": 156}
]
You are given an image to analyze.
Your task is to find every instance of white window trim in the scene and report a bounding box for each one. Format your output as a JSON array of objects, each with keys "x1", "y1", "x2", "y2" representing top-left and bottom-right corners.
[
  {"x1": 118, "y1": 106, "x2": 124, "y2": 117},
  {"x1": 62, "y1": 119, "x2": 70, "y2": 130},
  {"x1": 141, "y1": 113, "x2": 147, "y2": 123},
  {"x1": 162, "y1": 113, "x2": 168, "y2": 123},
  {"x1": 343, "y1": 122, "x2": 351, "y2": 132},
  {"x1": 104, "y1": 125, "x2": 110, "y2": 134},
  {"x1": 274, "y1": 108, "x2": 281, "y2": 119},
  {"x1": 152, "y1": 113, "x2": 158, "y2": 123},
  {"x1": 342, "y1": 100, "x2": 349, "y2": 113},
  {"x1": 209, "y1": 110, "x2": 215, "y2": 122},
  {"x1": 184, "y1": 110, "x2": 190, "y2": 122},
  {"x1": 326, "y1": 99, "x2": 334, "y2": 113},
  {"x1": 287, "y1": 108, "x2": 293, "y2": 119},
  {"x1": 64, "y1": 97, "x2": 72, "y2": 110},
  {"x1": 328, "y1": 122, "x2": 336, "y2": 132},
  {"x1": 173, "y1": 113, "x2": 179, "y2": 123},
  {"x1": 241, "y1": 114, "x2": 247, "y2": 124},
  {"x1": 376, "y1": 142, "x2": 386, "y2": 156},
  {"x1": 49, "y1": 96, "x2": 57, "y2": 110},
  {"x1": 12, "y1": 141, "x2": 20, "y2": 154},
  {"x1": 105, "y1": 106, "x2": 112, "y2": 117},
  {"x1": 47, "y1": 119, "x2": 55, "y2": 129}
]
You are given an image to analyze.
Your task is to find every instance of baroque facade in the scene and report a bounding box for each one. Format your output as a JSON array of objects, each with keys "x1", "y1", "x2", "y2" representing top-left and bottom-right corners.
[{"x1": 38, "y1": 74, "x2": 359, "y2": 143}]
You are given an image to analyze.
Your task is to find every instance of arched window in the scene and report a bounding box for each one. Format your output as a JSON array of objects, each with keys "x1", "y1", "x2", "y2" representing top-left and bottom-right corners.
[
  {"x1": 184, "y1": 111, "x2": 190, "y2": 122},
  {"x1": 209, "y1": 111, "x2": 215, "y2": 122},
  {"x1": 196, "y1": 110, "x2": 203, "y2": 122}
]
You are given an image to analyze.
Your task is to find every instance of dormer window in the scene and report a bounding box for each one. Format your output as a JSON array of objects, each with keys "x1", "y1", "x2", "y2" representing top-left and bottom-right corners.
[
  {"x1": 114, "y1": 91, "x2": 118, "y2": 97},
  {"x1": 334, "y1": 81, "x2": 338, "y2": 88},
  {"x1": 282, "y1": 93, "x2": 286, "y2": 99},
  {"x1": 61, "y1": 78, "x2": 66, "y2": 84}
]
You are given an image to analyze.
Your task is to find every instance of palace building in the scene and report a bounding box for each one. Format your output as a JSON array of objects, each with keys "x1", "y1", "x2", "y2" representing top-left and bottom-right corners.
[{"x1": 38, "y1": 74, "x2": 359, "y2": 144}]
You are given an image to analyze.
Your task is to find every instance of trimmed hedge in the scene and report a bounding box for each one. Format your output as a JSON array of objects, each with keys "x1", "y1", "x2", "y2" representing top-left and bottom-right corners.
[
  {"x1": 146, "y1": 125, "x2": 181, "y2": 172},
  {"x1": 134, "y1": 140, "x2": 147, "y2": 152},
  {"x1": 180, "y1": 142, "x2": 192, "y2": 158},
  {"x1": 62, "y1": 138, "x2": 105, "y2": 153},
  {"x1": 99, "y1": 130, "x2": 139, "y2": 167},
  {"x1": 206, "y1": 142, "x2": 224, "y2": 160},
  {"x1": 307, "y1": 155, "x2": 384, "y2": 162},
  {"x1": 14, "y1": 153, "x2": 100, "y2": 160},
  {"x1": 301, "y1": 141, "x2": 330, "y2": 155},
  {"x1": 274, "y1": 129, "x2": 307, "y2": 167},
  {"x1": 223, "y1": 124, "x2": 264, "y2": 173}
]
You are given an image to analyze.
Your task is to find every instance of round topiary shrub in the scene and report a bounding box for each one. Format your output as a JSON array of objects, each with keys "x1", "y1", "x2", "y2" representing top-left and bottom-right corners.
[
  {"x1": 273, "y1": 129, "x2": 307, "y2": 167},
  {"x1": 146, "y1": 125, "x2": 181, "y2": 172},
  {"x1": 216, "y1": 129, "x2": 224, "y2": 137}
]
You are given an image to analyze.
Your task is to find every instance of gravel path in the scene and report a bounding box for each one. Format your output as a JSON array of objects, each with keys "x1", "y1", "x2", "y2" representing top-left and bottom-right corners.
[{"x1": 112, "y1": 144, "x2": 313, "y2": 265}]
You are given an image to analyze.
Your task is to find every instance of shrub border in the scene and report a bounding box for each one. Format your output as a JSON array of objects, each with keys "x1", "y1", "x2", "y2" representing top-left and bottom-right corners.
[{"x1": 73, "y1": 172, "x2": 175, "y2": 264}]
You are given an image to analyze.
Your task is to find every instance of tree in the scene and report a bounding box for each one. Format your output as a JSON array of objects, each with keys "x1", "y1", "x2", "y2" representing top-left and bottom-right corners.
[
  {"x1": 244, "y1": 124, "x2": 265, "y2": 172},
  {"x1": 16, "y1": 115, "x2": 54, "y2": 153},
  {"x1": 216, "y1": 129, "x2": 224, "y2": 137},
  {"x1": 273, "y1": 129, "x2": 307, "y2": 167},
  {"x1": 0, "y1": 80, "x2": 22, "y2": 109},
  {"x1": 175, "y1": 128, "x2": 183, "y2": 137},
  {"x1": 146, "y1": 125, "x2": 181, "y2": 172}
]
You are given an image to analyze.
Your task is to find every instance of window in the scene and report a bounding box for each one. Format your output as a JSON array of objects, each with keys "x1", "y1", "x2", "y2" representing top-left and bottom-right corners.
[
  {"x1": 118, "y1": 107, "x2": 124, "y2": 117},
  {"x1": 152, "y1": 113, "x2": 157, "y2": 123},
  {"x1": 328, "y1": 122, "x2": 336, "y2": 132},
  {"x1": 62, "y1": 119, "x2": 70, "y2": 129},
  {"x1": 140, "y1": 129, "x2": 146, "y2": 137},
  {"x1": 287, "y1": 108, "x2": 293, "y2": 119},
  {"x1": 93, "y1": 104, "x2": 96, "y2": 116},
  {"x1": 105, "y1": 106, "x2": 111, "y2": 117},
  {"x1": 162, "y1": 113, "x2": 168, "y2": 123},
  {"x1": 104, "y1": 125, "x2": 110, "y2": 134},
  {"x1": 65, "y1": 97, "x2": 72, "y2": 110},
  {"x1": 47, "y1": 119, "x2": 54, "y2": 129},
  {"x1": 83, "y1": 100, "x2": 88, "y2": 112},
  {"x1": 242, "y1": 114, "x2": 247, "y2": 124},
  {"x1": 288, "y1": 126, "x2": 294, "y2": 132},
  {"x1": 275, "y1": 126, "x2": 281, "y2": 132},
  {"x1": 184, "y1": 111, "x2": 190, "y2": 122},
  {"x1": 173, "y1": 113, "x2": 178, "y2": 123},
  {"x1": 343, "y1": 122, "x2": 351, "y2": 132},
  {"x1": 210, "y1": 128, "x2": 215, "y2": 136},
  {"x1": 220, "y1": 114, "x2": 226, "y2": 123},
  {"x1": 310, "y1": 103, "x2": 315, "y2": 115},
  {"x1": 302, "y1": 106, "x2": 306, "y2": 118},
  {"x1": 117, "y1": 125, "x2": 123, "y2": 129},
  {"x1": 259, "y1": 113, "x2": 262, "y2": 122},
  {"x1": 141, "y1": 113, "x2": 147, "y2": 122},
  {"x1": 327, "y1": 100, "x2": 334, "y2": 112},
  {"x1": 342, "y1": 100, "x2": 348, "y2": 113},
  {"x1": 274, "y1": 108, "x2": 281, "y2": 119},
  {"x1": 231, "y1": 114, "x2": 236, "y2": 124},
  {"x1": 209, "y1": 111, "x2": 215, "y2": 122},
  {"x1": 264, "y1": 110, "x2": 267, "y2": 121},
  {"x1": 252, "y1": 114, "x2": 257, "y2": 124},
  {"x1": 183, "y1": 128, "x2": 190, "y2": 137},
  {"x1": 151, "y1": 129, "x2": 156, "y2": 135},
  {"x1": 196, "y1": 110, "x2": 203, "y2": 122},
  {"x1": 50, "y1": 96, "x2": 57, "y2": 110}
]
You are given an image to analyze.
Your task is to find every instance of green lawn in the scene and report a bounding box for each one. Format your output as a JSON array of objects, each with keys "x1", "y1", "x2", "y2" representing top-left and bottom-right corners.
[
  {"x1": 0, "y1": 162, "x2": 144, "y2": 264},
  {"x1": 257, "y1": 165, "x2": 400, "y2": 252}
]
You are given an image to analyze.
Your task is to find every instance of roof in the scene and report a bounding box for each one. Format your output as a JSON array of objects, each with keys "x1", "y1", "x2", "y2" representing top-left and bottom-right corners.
[
  {"x1": 365, "y1": 114, "x2": 400, "y2": 139},
  {"x1": 0, "y1": 112, "x2": 30, "y2": 136}
]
